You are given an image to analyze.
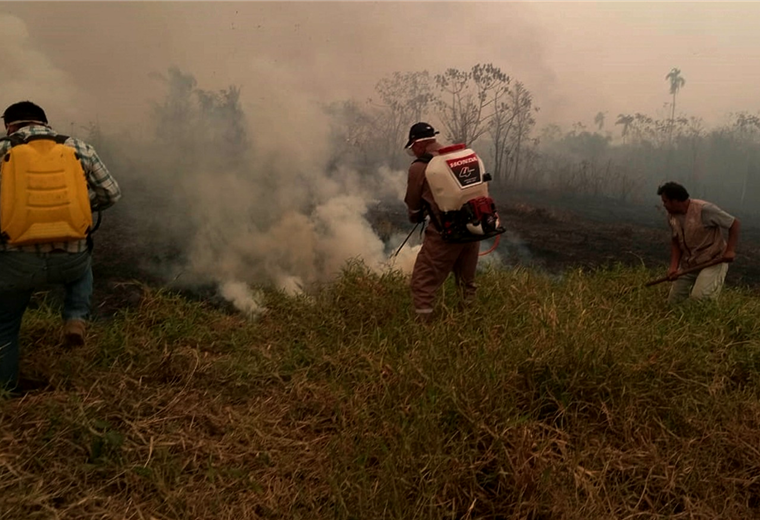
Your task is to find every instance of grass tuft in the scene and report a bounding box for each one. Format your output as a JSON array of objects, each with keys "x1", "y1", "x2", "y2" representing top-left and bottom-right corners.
[{"x1": 3, "y1": 263, "x2": 760, "y2": 518}]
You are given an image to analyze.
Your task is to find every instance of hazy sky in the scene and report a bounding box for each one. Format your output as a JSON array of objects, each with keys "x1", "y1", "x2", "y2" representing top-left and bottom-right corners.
[
  {"x1": 2, "y1": 1, "x2": 758, "y2": 303},
  {"x1": 1, "y1": 2, "x2": 759, "y2": 136}
]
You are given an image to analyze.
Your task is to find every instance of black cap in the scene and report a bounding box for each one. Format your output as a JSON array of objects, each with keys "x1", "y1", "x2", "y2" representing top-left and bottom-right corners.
[
  {"x1": 2, "y1": 101, "x2": 48, "y2": 126},
  {"x1": 404, "y1": 122, "x2": 439, "y2": 149}
]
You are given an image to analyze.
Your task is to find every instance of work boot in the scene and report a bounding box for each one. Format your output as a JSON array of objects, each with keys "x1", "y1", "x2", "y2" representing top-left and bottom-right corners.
[
  {"x1": 63, "y1": 319, "x2": 86, "y2": 348},
  {"x1": 414, "y1": 310, "x2": 435, "y2": 325},
  {"x1": 11, "y1": 376, "x2": 51, "y2": 397}
]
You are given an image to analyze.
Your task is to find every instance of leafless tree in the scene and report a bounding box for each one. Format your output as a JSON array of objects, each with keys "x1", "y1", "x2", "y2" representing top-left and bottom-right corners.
[
  {"x1": 506, "y1": 82, "x2": 537, "y2": 185},
  {"x1": 370, "y1": 71, "x2": 435, "y2": 169},
  {"x1": 434, "y1": 63, "x2": 510, "y2": 147}
]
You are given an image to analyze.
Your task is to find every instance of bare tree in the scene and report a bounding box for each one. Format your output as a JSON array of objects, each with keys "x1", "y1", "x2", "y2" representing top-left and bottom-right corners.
[
  {"x1": 151, "y1": 67, "x2": 248, "y2": 171},
  {"x1": 370, "y1": 71, "x2": 435, "y2": 168},
  {"x1": 683, "y1": 116, "x2": 705, "y2": 191},
  {"x1": 323, "y1": 99, "x2": 376, "y2": 171},
  {"x1": 434, "y1": 63, "x2": 510, "y2": 147},
  {"x1": 320, "y1": 64, "x2": 537, "y2": 180},
  {"x1": 506, "y1": 82, "x2": 536, "y2": 185},
  {"x1": 734, "y1": 112, "x2": 760, "y2": 209},
  {"x1": 487, "y1": 82, "x2": 516, "y2": 183}
]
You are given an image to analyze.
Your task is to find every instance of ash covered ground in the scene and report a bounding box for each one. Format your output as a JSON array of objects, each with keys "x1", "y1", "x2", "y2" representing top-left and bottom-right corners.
[{"x1": 87, "y1": 190, "x2": 760, "y2": 318}]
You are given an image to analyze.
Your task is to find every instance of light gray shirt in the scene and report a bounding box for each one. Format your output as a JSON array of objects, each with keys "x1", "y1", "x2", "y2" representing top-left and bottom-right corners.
[{"x1": 673, "y1": 201, "x2": 735, "y2": 233}]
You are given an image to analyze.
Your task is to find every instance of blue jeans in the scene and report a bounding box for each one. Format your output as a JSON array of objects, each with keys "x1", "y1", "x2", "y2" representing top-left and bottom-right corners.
[{"x1": 0, "y1": 251, "x2": 92, "y2": 390}]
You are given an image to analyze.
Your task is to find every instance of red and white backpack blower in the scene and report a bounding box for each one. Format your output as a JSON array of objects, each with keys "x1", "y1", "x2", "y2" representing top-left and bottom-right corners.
[{"x1": 416, "y1": 143, "x2": 505, "y2": 243}]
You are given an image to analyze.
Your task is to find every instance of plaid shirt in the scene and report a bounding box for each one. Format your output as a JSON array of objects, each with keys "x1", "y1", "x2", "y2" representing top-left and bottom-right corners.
[{"x1": 0, "y1": 124, "x2": 122, "y2": 253}]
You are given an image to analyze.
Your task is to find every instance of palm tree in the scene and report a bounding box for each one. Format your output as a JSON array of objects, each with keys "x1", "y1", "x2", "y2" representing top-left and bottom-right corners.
[
  {"x1": 594, "y1": 111, "x2": 606, "y2": 131},
  {"x1": 666, "y1": 68, "x2": 686, "y2": 129},
  {"x1": 615, "y1": 114, "x2": 634, "y2": 144}
]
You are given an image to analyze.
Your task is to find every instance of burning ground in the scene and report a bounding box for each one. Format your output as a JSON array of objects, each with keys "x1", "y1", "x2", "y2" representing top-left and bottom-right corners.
[{"x1": 87, "y1": 187, "x2": 760, "y2": 319}]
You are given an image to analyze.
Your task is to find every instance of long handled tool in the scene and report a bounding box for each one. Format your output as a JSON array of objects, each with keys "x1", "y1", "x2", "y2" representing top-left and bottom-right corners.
[
  {"x1": 392, "y1": 222, "x2": 420, "y2": 258},
  {"x1": 645, "y1": 257, "x2": 727, "y2": 287}
]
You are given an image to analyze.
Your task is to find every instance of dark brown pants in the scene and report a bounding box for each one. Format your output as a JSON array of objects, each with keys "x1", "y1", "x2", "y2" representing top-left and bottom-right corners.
[{"x1": 410, "y1": 227, "x2": 479, "y2": 314}]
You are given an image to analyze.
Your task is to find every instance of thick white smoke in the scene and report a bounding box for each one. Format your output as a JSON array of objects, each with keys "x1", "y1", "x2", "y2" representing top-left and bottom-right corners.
[
  {"x1": 0, "y1": 5, "x2": 536, "y2": 315},
  {"x1": 128, "y1": 107, "x2": 415, "y2": 316},
  {"x1": 0, "y1": 15, "x2": 84, "y2": 126},
  {"x1": 218, "y1": 280, "x2": 267, "y2": 318},
  {"x1": 0, "y1": 15, "x2": 418, "y2": 316}
]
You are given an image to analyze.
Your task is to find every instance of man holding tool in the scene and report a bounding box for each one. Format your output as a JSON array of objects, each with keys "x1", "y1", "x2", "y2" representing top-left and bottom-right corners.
[
  {"x1": 403, "y1": 122, "x2": 480, "y2": 322},
  {"x1": 655, "y1": 181, "x2": 740, "y2": 304}
]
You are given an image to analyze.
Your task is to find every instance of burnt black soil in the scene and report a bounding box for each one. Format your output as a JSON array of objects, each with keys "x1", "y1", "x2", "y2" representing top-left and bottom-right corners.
[
  {"x1": 85, "y1": 190, "x2": 760, "y2": 318},
  {"x1": 489, "y1": 190, "x2": 760, "y2": 290}
]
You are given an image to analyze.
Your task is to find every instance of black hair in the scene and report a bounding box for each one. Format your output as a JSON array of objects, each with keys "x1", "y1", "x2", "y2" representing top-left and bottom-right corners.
[
  {"x1": 2, "y1": 101, "x2": 48, "y2": 125},
  {"x1": 657, "y1": 181, "x2": 689, "y2": 201}
]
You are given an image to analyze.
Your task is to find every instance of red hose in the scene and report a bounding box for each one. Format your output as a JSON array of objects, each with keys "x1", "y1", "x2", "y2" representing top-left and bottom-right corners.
[{"x1": 479, "y1": 234, "x2": 501, "y2": 256}]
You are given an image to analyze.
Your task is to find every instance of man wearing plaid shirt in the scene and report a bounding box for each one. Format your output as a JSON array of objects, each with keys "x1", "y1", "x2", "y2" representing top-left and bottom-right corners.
[{"x1": 0, "y1": 101, "x2": 121, "y2": 392}]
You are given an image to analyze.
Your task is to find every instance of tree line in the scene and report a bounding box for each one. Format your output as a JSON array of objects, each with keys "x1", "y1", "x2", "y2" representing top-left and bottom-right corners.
[
  {"x1": 86, "y1": 65, "x2": 760, "y2": 216},
  {"x1": 327, "y1": 64, "x2": 760, "y2": 213},
  {"x1": 325, "y1": 63, "x2": 538, "y2": 187}
]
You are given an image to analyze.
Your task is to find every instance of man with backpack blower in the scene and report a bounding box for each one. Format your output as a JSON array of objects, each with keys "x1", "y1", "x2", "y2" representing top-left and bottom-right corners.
[
  {"x1": 0, "y1": 101, "x2": 121, "y2": 392},
  {"x1": 403, "y1": 122, "x2": 504, "y2": 322}
]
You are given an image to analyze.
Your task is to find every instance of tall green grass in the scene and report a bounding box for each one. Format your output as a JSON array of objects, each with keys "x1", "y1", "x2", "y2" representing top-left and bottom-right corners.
[{"x1": 2, "y1": 263, "x2": 760, "y2": 519}]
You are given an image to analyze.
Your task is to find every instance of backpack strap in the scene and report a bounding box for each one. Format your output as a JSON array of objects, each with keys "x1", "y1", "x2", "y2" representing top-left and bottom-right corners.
[
  {"x1": 22, "y1": 134, "x2": 70, "y2": 144},
  {"x1": 1, "y1": 134, "x2": 69, "y2": 147},
  {"x1": 1, "y1": 134, "x2": 25, "y2": 147},
  {"x1": 421, "y1": 199, "x2": 444, "y2": 233},
  {"x1": 413, "y1": 152, "x2": 434, "y2": 165},
  {"x1": 411, "y1": 153, "x2": 441, "y2": 230},
  {"x1": 2, "y1": 134, "x2": 76, "y2": 166}
]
